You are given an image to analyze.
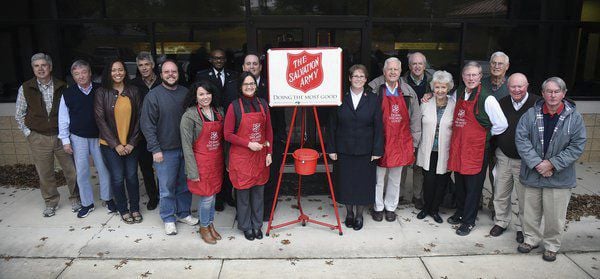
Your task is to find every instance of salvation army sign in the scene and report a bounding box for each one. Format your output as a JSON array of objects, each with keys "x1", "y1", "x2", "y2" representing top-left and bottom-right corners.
[{"x1": 268, "y1": 48, "x2": 342, "y2": 107}]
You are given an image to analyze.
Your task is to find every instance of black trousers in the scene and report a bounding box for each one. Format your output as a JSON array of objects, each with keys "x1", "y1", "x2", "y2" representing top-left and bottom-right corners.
[
  {"x1": 263, "y1": 139, "x2": 284, "y2": 219},
  {"x1": 422, "y1": 152, "x2": 450, "y2": 214},
  {"x1": 138, "y1": 139, "x2": 158, "y2": 202},
  {"x1": 454, "y1": 150, "x2": 489, "y2": 226}
]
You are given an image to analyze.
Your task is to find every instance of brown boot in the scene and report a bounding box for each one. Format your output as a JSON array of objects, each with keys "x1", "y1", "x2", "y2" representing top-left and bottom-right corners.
[
  {"x1": 208, "y1": 223, "x2": 222, "y2": 240},
  {"x1": 199, "y1": 227, "x2": 216, "y2": 244}
]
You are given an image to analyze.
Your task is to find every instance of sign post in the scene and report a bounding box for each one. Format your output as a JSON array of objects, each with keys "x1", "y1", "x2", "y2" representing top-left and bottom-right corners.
[{"x1": 265, "y1": 47, "x2": 344, "y2": 236}]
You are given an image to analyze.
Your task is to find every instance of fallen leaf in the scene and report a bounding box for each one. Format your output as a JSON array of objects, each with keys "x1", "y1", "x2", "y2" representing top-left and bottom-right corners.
[
  {"x1": 281, "y1": 239, "x2": 291, "y2": 245},
  {"x1": 114, "y1": 259, "x2": 128, "y2": 269},
  {"x1": 459, "y1": 260, "x2": 464, "y2": 263},
  {"x1": 270, "y1": 233, "x2": 280, "y2": 238},
  {"x1": 134, "y1": 238, "x2": 142, "y2": 243},
  {"x1": 40, "y1": 237, "x2": 48, "y2": 241},
  {"x1": 325, "y1": 260, "x2": 334, "y2": 265},
  {"x1": 475, "y1": 243, "x2": 484, "y2": 248},
  {"x1": 81, "y1": 226, "x2": 92, "y2": 230},
  {"x1": 97, "y1": 252, "x2": 104, "y2": 257},
  {"x1": 423, "y1": 248, "x2": 431, "y2": 252},
  {"x1": 65, "y1": 261, "x2": 72, "y2": 266},
  {"x1": 402, "y1": 218, "x2": 411, "y2": 222},
  {"x1": 140, "y1": 271, "x2": 152, "y2": 278},
  {"x1": 317, "y1": 206, "x2": 323, "y2": 210},
  {"x1": 228, "y1": 236, "x2": 235, "y2": 240},
  {"x1": 185, "y1": 265, "x2": 192, "y2": 270},
  {"x1": 428, "y1": 243, "x2": 437, "y2": 248}
]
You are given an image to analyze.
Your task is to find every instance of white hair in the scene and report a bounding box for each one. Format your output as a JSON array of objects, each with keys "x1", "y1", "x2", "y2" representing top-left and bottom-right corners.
[
  {"x1": 490, "y1": 51, "x2": 509, "y2": 64},
  {"x1": 542, "y1": 77, "x2": 567, "y2": 93},
  {"x1": 430, "y1": 70, "x2": 454, "y2": 91},
  {"x1": 407, "y1": 52, "x2": 427, "y2": 65},
  {"x1": 462, "y1": 61, "x2": 482, "y2": 74},
  {"x1": 383, "y1": 57, "x2": 401, "y2": 71}
]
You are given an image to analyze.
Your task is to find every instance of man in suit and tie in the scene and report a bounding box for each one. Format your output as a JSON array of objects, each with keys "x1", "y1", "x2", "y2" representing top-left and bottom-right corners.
[{"x1": 194, "y1": 48, "x2": 239, "y2": 107}]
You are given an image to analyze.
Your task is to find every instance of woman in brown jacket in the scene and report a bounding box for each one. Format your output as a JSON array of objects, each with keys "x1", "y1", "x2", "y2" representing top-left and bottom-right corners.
[{"x1": 95, "y1": 59, "x2": 143, "y2": 224}]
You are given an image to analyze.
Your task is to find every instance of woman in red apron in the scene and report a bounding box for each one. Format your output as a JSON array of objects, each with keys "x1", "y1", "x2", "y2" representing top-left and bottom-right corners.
[
  {"x1": 181, "y1": 81, "x2": 225, "y2": 244},
  {"x1": 224, "y1": 72, "x2": 273, "y2": 241}
]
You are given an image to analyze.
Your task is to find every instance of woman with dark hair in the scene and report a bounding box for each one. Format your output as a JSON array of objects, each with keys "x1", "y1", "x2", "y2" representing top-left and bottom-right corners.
[
  {"x1": 327, "y1": 64, "x2": 383, "y2": 231},
  {"x1": 94, "y1": 59, "x2": 143, "y2": 224},
  {"x1": 224, "y1": 71, "x2": 273, "y2": 241},
  {"x1": 180, "y1": 80, "x2": 224, "y2": 244}
]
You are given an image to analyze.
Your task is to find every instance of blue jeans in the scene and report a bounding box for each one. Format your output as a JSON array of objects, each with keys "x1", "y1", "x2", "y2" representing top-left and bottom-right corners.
[
  {"x1": 71, "y1": 135, "x2": 111, "y2": 206},
  {"x1": 100, "y1": 145, "x2": 140, "y2": 214},
  {"x1": 198, "y1": 194, "x2": 216, "y2": 227},
  {"x1": 154, "y1": 149, "x2": 192, "y2": 222}
]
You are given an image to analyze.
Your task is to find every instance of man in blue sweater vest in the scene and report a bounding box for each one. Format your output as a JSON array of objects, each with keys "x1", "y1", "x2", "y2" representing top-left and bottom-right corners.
[{"x1": 58, "y1": 60, "x2": 114, "y2": 218}]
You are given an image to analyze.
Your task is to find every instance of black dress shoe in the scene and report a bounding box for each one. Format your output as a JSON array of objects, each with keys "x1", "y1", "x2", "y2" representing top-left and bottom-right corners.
[
  {"x1": 371, "y1": 210, "x2": 384, "y2": 222},
  {"x1": 516, "y1": 231, "x2": 524, "y2": 243},
  {"x1": 353, "y1": 218, "x2": 363, "y2": 231},
  {"x1": 215, "y1": 200, "x2": 225, "y2": 212},
  {"x1": 243, "y1": 230, "x2": 255, "y2": 241},
  {"x1": 416, "y1": 210, "x2": 428, "y2": 220},
  {"x1": 431, "y1": 213, "x2": 443, "y2": 224},
  {"x1": 384, "y1": 210, "x2": 397, "y2": 222},
  {"x1": 447, "y1": 214, "x2": 462, "y2": 225},
  {"x1": 345, "y1": 215, "x2": 354, "y2": 228},
  {"x1": 489, "y1": 225, "x2": 506, "y2": 237},
  {"x1": 146, "y1": 198, "x2": 159, "y2": 210},
  {"x1": 254, "y1": 229, "x2": 263, "y2": 240}
]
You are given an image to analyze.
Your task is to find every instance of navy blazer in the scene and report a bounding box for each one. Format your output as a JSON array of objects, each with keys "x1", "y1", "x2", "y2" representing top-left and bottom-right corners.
[{"x1": 327, "y1": 90, "x2": 383, "y2": 156}]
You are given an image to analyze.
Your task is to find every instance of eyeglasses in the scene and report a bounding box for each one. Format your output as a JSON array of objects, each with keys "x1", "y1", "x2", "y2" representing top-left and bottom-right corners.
[
  {"x1": 242, "y1": 82, "x2": 256, "y2": 87},
  {"x1": 351, "y1": 75, "x2": 366, "y2": 79}
]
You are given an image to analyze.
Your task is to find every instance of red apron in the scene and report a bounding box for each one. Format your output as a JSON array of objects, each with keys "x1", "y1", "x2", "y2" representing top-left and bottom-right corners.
[
  {"x1": 187, "y1": 107, "x2": 224, "y2": 196},
  {"x1": 447, "y1": 85, "x2": 487, "y2": 175},
  {"x1": 378, "y1": 87, "x2": 415, "y2": 168},
  {"x1": 228, "y1": 99, "x2": 269, "y2": 189}
]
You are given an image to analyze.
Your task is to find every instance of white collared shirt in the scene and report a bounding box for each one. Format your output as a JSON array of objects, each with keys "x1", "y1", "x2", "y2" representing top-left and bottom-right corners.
[
  {"x1": 350, "y1": 88, "x2": 363, "y2": 110},
  {"x1": 464, "y1": 88, "x2": 508, "y2": 136},
  {"x1": 512, "y1": 92, "x2": 529, "y2": 111},
  {"x1": 213, "y1": 68, "x2": 224, "y2": 86}
]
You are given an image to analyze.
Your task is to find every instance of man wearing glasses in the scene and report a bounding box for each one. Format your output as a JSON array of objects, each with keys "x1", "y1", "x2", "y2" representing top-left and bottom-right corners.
[
  {"x1": 515, "y1": 77, "x2": 586, "y2": 262},
  {"x1": 446, "y1": 61, "x2": 507, "y2": 236}
]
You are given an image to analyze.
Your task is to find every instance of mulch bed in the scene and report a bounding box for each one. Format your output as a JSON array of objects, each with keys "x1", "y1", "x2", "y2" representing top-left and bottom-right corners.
[
  {"x1": 0, "y1": 164, "x2": 65, "y2": 188},
  {"x1": 567, "y1": 194, "x2": 600, "y2": 221}
]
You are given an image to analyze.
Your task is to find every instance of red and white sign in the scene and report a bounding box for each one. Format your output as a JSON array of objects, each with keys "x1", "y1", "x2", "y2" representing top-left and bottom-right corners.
[{"x1": 268, "y1": 48, "x2": 342, "y2": 107}]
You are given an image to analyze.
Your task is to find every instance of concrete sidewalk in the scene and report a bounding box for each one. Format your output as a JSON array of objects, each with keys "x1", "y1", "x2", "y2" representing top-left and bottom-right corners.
[{"x1": 0, "y1": 164, "x2": 599, "y2": 278}]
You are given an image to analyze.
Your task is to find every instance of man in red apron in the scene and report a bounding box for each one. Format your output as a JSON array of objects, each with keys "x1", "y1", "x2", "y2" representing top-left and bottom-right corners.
[
  {"x1": 372, "y1": 57, "x2": 422, "y2": 222},
  {"x1": 447, "y1": 61, "x2": 508, "y2": 236}
]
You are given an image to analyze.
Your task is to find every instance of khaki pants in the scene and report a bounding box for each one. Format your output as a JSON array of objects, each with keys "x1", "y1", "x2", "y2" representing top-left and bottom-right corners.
[
  {"x1": 375, "y1": 166, "x2": 403, "y2": 212},
  {"x1": 400, "y1": 149, "x2": 423, "y2": 201},
  {"x1": 27, "y1": 131, "x2": 78, "y2": 207},
  {"x1": 522, "y1": 186, "x2": 571, "y2": 252},
  {"x1": 492, "y1": 149, "x2": 525, "y2": 231}
]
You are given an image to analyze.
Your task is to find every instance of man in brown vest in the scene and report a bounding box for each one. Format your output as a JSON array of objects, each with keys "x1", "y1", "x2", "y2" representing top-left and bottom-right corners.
[{"x1": 15, "y1": 53, "x2": 78, "y2": 217}]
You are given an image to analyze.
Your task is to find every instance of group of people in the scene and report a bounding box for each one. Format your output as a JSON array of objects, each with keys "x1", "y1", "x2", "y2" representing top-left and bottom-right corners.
[
  {"x1": 16, "y1": 49, "x2": 586, "y2": 261},
  {"x1": 326, "y1": 51, "x2": 586, "y2": 262}
]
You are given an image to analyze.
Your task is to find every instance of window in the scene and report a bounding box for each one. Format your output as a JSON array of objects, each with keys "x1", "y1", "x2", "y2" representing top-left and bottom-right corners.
[{"x1": 251, "y1": 0, "x2": 367, "y2": 15}]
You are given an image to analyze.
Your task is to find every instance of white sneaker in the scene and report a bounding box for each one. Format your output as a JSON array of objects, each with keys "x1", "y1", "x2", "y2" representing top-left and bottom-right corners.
[
  {"x1": 164, "y1": 222, "x2": 177, "y2": 235},
  {"x1": 178, "y1": 215, "x2": 199, "y2": 226}
]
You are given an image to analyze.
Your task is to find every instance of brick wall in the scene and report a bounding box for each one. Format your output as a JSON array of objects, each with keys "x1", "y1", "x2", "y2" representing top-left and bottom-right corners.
[
  {"x1": 1, "y1": 111, "x2": 599, "y2": 166},
  {"x1": 0, "y1": 116, "x2": 32, "y2": 165},
  {"x1": 581, "y1": 113, "x2": 600, "y2": 163}
]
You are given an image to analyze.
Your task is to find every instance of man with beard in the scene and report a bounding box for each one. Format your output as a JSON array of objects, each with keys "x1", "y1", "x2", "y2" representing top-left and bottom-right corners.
[{"x1": 141, "y1": 60, "x2": 198, "y2": 235}]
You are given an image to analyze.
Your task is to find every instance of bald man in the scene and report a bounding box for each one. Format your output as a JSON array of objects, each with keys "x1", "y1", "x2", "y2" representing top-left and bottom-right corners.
[{"x1": 489, "y1": 73, "x2": 539, "y2": 243}]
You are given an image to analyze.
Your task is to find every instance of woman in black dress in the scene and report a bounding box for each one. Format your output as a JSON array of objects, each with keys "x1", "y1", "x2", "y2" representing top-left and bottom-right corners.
[{"x1": 327, "y1": 64, "x2": 383, "y2": 231}]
